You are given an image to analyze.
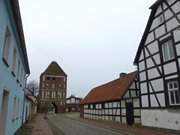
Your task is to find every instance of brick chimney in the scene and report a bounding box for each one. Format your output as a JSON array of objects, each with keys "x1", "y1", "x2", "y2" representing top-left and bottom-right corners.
[{"x1": 120, "y1": 73, "x2": 127, "y2": 78}]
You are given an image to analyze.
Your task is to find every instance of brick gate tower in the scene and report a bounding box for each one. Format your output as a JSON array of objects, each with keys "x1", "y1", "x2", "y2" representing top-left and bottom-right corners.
[{"x1": 38, "y1": 61, "x2": 67, "y2": 113}]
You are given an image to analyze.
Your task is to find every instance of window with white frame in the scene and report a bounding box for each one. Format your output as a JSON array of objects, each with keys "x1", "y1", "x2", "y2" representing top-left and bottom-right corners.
[
  {"x1": 3, "y1": 27, "x2": 11, "y2": 64},
  {"x1": 12, "y1": 48, "x2": 17, "y2": 74},
  {"x1": 161, "y1": 38, "x2": 175, "y2": 62},
  {"x1": 167, "y1": 80, "x2": 180, "y2": 105}
]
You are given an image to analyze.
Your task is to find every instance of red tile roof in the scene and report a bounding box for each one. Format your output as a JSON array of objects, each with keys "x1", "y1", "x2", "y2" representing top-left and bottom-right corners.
[{"x1": 81, "y1": 71, "x2": 137, "y2": 104}]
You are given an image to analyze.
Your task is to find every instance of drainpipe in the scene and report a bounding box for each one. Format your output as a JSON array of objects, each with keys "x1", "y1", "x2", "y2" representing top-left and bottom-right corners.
[{"x1": 22, "y1": 73, "x2": 30, "y2": 125}]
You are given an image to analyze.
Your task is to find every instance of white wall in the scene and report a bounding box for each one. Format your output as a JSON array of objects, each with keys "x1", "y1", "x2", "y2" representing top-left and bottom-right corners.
[{"x1": 141, "y1": 109, "x2": 180, "y2": 130}]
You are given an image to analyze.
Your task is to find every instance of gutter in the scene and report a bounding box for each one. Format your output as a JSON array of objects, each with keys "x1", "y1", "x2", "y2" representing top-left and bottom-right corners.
[{"x1": 22, "y1": 73, "x2": 30, "y2": 125}]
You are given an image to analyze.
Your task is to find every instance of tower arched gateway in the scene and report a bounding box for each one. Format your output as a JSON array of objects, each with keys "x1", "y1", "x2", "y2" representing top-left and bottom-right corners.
[{"x1": 38, "y1": 61, "x2": 67, "y2": 113}]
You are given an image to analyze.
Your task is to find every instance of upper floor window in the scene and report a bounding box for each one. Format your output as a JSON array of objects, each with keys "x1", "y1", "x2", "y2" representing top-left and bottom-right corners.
[
  {"x1": 52, "y1": 84, "x2": 55, "y2": 89},
  {"x1": 3, "y1": 27, "x2": 11, "y2": 65},
  {"x1": 167, "y1": 80, "x2": 180, "y2": 106},
  {"x1": 17, "y1": 60, "x2": 20, "y2": 80},
  {"x1": 161, "y1": 38, "x2": 175, "y2": 62},
  {"x1": 12, "y1": 48, "x2": 17, "y2": 74}
]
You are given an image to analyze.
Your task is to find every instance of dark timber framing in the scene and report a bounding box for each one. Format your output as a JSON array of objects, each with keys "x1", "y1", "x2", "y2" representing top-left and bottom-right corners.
[
  {"x1": 81, "y1": 72, "x2": 141, "y2": 125},
  {"x1": 134, "y1": 0, "x2": 180, "y2": 130}
]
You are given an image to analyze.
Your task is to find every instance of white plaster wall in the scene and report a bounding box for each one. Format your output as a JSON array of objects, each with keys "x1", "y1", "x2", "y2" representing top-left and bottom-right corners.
[
  {"x1": 133, "y1": 99, "x2": 140, "y2": 108},
  {"x1": 113, "y1": 102, "x2": 117, "y2": 108},
  {"x1": 134, "y1": 109, "x2": 141, "y2": 116},
  {"x1": 140, "y1": 82, "x2": 148, "y2": 94},
  {"x1": 115, "y1": 117, "x2": 120, "y2": 122},
  {"x1": 166, "y1": 0, "x2": 176, "y2": 5},
  {"x1": 145, "y1": 49, "x2": 150, "y2": 57},
  {"x1": 155, "y1": 5, "x2": 162, "y2": 16},
  {"x1": 141, "y1": 109, "x2": 180, "y2": 130},
  {"x1": 148, "y1": 68, "x2": 160, "y2": 79},
  {"x1": 173, "y1": 29, "x2": 180, "y2": 43},
  {"x1": 145, "y1": 32, "x2": 154, "y2": 44},
  {"x1": 164, "y1": 9, "x2": 173, "y2": 20},
  {"x1": 166, "y1": 18, "x2": 179, "y2": 32},
  {"x1": 150, "y1": 78, "x2": 164, "y2": 92},
  {"x1": 139, "y1": 51, "x2": 144, "y2": 61},
  {"x1": 121, "y1": 100, "x2": 125, "y2": 107},
  {"x1": 109, "y1": 103, "x2": 112, "y2": 108},
  {"x1": 153, "y1": 54, "x2": 161, "y2": 65},
  {"x1": 163, "y1": 62, "x2": 177, "y2": 75},
  {"x1": 155, "y1": 25, "x2": 166, "y2": 38},
  {"x1": 141, "y1": 95, "x2": 149, "y2": 107},
  {"x1": 140, "y1": 72, "x2": 146, "y2": 81},
  {"x1": 150, "y1": 94, "x2": 159, "y2": 107},
  {"x1": 122, "y1": 117, "x2": 126, "y2": 124},
  {"x1": 171, "y1": 1, "x2": 180, "y2": 13},
  {"x1": 130, "y1": 82, "x2": 136, "y2": 89},
  {"x1": 147, "y1": 58, "x2": 154, "y2": 68},
  {"x1": 150, "y1": 17, "x2": 161, "y2": 30},
  {"x1": 121, "y1": 109, "x2": 126, "y2": 115},
  {"x1": 157, "y1": 93, "x2": 165, "y2": 107},
  {"x1": 147, "y1": 41, "x2": 159, "y2": 54}
]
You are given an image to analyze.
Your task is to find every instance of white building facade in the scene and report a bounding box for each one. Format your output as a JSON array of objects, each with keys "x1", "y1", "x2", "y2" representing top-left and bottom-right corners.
[
  {"x1": 134, "y1": 0, "x2": 180, "y2": 130},
  {"x1": 81, "y1": 72, "x2": 141, "y2": 125}
]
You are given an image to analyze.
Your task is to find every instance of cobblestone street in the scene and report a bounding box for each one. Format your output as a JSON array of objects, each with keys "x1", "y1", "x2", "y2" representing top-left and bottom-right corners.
[
  {"x1": 48, "y1": 114, "x2": 127, "y2": 135},
  {"x1": 47, "y1": 113, "x2": 180, "y2": 135}
]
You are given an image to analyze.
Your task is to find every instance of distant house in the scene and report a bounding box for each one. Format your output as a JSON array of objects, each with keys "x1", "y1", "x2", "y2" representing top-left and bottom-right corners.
[
  {"x1": 38, "y1": 61, "x2": 67, "y2": 113},
  {"x1": 23, "y1": 89, "x2": 37, "y2": 123},
  {"x1": 134, "y1": 0, "x2": 180, "y2": 131},
  {"x1": 0, "y1": 0, "x2": 30, "y2": 135},
  {"x1": 66, "y1": 95, "x2": 82, "y2": 112},
  {"x1": 80, "y1": 72, "x2": 140, "y2": 125}
]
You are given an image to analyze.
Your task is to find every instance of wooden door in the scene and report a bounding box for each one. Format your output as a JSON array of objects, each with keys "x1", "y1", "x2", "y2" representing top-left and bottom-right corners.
[{"x1": 126, "y1": 102, "x2": 134, "y2": 125}]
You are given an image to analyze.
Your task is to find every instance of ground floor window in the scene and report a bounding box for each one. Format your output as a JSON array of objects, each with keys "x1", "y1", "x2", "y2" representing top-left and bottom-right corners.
[{"x1": 167, "y1": 80, "x2": 180, "y2": 105}]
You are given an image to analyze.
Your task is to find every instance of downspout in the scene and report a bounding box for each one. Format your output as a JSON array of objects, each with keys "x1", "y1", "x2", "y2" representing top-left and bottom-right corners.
[{"x1": 22, "y1": 73, "x2": 30, "y2": 125}]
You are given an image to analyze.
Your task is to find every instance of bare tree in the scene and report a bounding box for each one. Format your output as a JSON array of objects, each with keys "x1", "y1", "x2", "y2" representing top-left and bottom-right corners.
[{"x1": 27, "y1": 80, "x2": 39, "y2": 96}]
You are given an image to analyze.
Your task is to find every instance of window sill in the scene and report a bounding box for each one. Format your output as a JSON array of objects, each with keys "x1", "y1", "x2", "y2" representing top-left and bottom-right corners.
[
  {"x1": 11, "y1": 71, "x2": 16, "y2": 77},
  {"x1": 167, "y1": 104, "x2": 180, "y2": 108},
  {"x1": 2, "y1": 57, "x2": 9, "y2": 67},
  {"x1": 17, "y1": 79, "x2": 20, "y2": 83},
  {"x1": 162, "y1": 58, "x2": 176, "y2": 64}
]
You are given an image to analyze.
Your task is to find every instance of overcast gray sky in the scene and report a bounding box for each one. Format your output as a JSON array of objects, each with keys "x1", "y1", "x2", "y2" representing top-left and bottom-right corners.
[{"x1": 19, "y1": 0, "x2": 155, "y2": 97}]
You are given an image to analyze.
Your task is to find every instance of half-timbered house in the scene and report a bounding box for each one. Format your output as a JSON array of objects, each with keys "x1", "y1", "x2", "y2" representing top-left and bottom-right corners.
[
  {"x1": 134, "y1": 0, "x2": 180, "y2": 130},
  {"x1": 80, "y1": 72, "x2": 140, "y2": 125},
  {"x1": 66, "y1": 95, "x2": 82, "y2": 112}
]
